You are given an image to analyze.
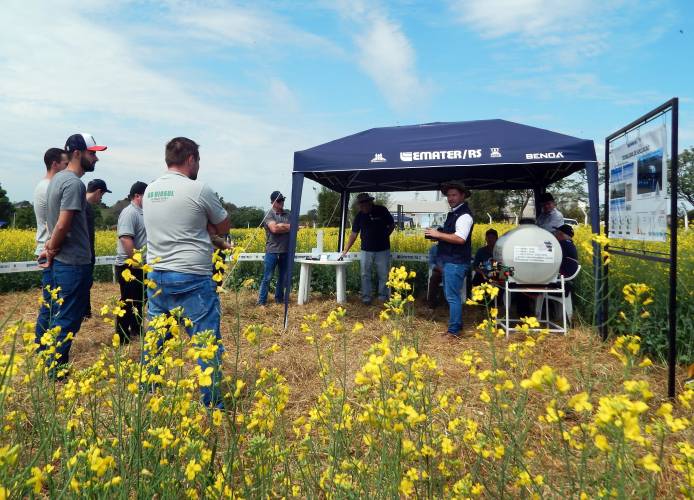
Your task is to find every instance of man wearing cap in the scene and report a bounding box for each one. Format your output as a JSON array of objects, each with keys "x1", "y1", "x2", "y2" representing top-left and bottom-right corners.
[
  {"x1": 340, "y1": 193, "x2": 395, "y2": 305},
  {"x1": 37, "y1": 133, "x2": 107, "y2": 376},
  {"x1": 258, "y1": 191, "x2": 291, "y2": 306},
  {"x1": 143, "y1": 137, "x2": 229, "y2": 407},
  {"x1": 114, "y1": 181, "x2": 148, "y2": 343},
  {"x1": 536, "y1": 192, "x2": 564, "y2": 233},
  {"x1": 424, "y1": 182, "x2": 474, "y2": 337},
  {"x1": 34, "y1": 148, "x2": 68, "y2": 337},
  {"x1": 84, "y1": 179, "x2": 112, "y2": 319}
]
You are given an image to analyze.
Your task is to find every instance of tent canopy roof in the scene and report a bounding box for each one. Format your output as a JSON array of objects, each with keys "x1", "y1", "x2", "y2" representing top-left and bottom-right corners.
[{"x1": 293, "y1": 119, "x2": 597, "y2": 192}]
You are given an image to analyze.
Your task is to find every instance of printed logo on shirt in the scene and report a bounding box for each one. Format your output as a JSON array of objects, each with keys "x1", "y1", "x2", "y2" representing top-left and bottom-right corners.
[
  {"x1": 147, "y1": 190, "x2": 175, "y2": 202},
  {"x1": 490, "y1": 147, "x2": 502, "y2": 158},
  {"x1": 370, "y1": 153, "x2": 387, "y2": 163}
]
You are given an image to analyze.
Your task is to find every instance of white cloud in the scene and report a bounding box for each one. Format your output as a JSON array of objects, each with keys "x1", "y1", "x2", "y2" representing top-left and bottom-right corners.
[
  {"x1": 0, "y1": 0, "x2": 323, "y2": 206},
  {"x1": 332, "y1": 1, "x2": 429, "y2": 112},
  {"x1": 167, "y1": 1, "x2": 341, "y2": 55},
  {"x1": 449, "y1": 0, "x2": 624, "y2": 61}
]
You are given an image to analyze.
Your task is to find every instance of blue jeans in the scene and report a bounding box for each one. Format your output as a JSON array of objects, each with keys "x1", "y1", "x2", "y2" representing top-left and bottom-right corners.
[
  {"x1": 258, "y1": 252, "x2": 288, "y2": 305},
  {"x1": 145, "y1": 271, "x2": 223, "y2": 407},
  {"x1": 35, "y1": 261, "x2": 92, "y2": 370},
  {"x1": 443, "y1": 262, "x2": 470, "y2": 334},
  {"x1": 35, "y1": 267, "x2": 52, "y2": 339},
  {"x1": 360, "y1": 250, "x2": 391, "y2": 303}
]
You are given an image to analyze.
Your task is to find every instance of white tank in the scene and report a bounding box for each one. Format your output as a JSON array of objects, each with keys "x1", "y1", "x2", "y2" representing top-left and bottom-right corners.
[{"x1": 493, "y1": 226, "x2": 563, "y2": 284}]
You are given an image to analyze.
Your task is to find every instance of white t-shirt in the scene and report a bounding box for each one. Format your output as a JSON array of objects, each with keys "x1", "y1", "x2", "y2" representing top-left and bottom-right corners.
[
  {"x1": 143, "y1": 172, "x2": 228, "y2": 275},
  {"x1": 33, "y1": 178, "x2": 50, "y2": 255},
  {"x1": 450, "y1": 204, "x2": 473, "y2": 241}
]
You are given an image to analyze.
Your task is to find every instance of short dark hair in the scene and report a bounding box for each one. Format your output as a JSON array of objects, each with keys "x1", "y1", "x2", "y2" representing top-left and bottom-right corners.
[
  {"x1": 165, "y1": 137, "x2": 199, "y2": 167},
  {"x1": 486, "y1": 228, "x2": 498, "y2": 237},
  {"x1": 44, "y1": 148, "x2": 65, "y2": 170}
]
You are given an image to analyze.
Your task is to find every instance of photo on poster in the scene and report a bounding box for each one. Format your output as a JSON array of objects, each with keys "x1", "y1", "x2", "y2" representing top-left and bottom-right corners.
[
  {"x1": 610, "y1": 165, "x2": 623, "y2": 183},
  {"x1": 624, "y1": 182, "x2": 633, "y2": 202},
  {"x1": 610, "y1": 182, "x2": 626, "y2": 200},
  {"x1": 622, "y1": 162, "x2": 634, "y2": 180},
  {"x1": 637, "y1": 149, "x2": 663, "y2": 196}
]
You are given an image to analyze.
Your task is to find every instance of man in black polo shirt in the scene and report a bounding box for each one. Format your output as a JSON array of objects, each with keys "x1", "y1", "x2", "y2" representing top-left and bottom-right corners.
[
  {"x1": 424, "y1": 182, "x2": 474, "y2": 337},
  {"x1": 340, "y1": 193, "x2": 394, "y2": 305},
  {"x1": 553, "y1": 224, "x2": 579, "y2": 294}
]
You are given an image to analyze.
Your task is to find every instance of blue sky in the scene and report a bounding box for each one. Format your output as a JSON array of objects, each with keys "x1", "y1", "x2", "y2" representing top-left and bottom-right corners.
[{"x1": 1, "y1": 0, "x2": 692, "y2": 210}]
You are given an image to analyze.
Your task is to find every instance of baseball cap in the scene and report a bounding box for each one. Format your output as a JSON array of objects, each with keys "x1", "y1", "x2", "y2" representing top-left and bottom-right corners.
[
  {"x1": 270, "y1": 191, "x2": 285, "y2": 203},
  {"x1": 65, "y1": 133, "x2": 107, "y2": 153},
  {"x1": 87, "y1": 179, "x2": 111, "y2": 193},
  {"x1": 554, "y1": 224, "x2": 574, "y2": 237},
  {"x1": 129, "y1": 181, "x2": 148, "y2": 199}
]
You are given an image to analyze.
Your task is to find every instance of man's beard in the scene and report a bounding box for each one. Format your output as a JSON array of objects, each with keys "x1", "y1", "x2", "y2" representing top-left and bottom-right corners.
[{"x1": 81, "y1": 155, "x2": 95, "y2": 172}]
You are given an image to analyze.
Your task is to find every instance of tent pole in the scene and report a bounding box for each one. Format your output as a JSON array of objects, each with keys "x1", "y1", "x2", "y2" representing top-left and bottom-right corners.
[
  {"x1": 283, "y1": 173, "x2": 305, "y2": 329},
  {"x1": 533, "y1": 186, "x2": 543, "y2": 220},
  {"x1": 586, "y1": 161, "x2": 602, "y2": 334},
  {"x1": 338, "y1": 191, "x2": 350, "y2": 251}
]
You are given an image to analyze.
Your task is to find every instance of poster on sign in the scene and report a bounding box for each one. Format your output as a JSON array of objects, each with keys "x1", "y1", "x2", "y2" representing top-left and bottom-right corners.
[{"x1": 608, "y1": 125, "x2": 668, "y2": 241}]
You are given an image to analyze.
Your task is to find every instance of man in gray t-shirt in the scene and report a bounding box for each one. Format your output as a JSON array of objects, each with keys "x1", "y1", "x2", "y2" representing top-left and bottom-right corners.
[
  {"x1": 34, "y1": 148, "x2": 68, "y2": 256},
  {"x1": 37, "y1": 133, "x2": 107, "y2": 377},
  {"x1": 115, "y1": 181, "x2": 148, "y2": 343},
  {"x1": 257, "y1": 190, "x2": 291, "y2": 305},
  {"x1": 34, "y1": 148, "x2": 68, "y2": 339},
  {"x1": 143, "y1": 137, "x2": 230, "y2": 408}
]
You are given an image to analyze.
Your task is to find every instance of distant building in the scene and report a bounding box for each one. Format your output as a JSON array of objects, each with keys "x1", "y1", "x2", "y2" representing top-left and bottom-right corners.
[{"x1": 387, "y1": 199, "x2": 449, "y2": 228}]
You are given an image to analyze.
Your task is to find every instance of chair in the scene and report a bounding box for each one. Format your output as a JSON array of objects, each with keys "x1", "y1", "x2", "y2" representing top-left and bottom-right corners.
[{"x1": 534, "y1": 265, "x2": 581, "y2": 329}]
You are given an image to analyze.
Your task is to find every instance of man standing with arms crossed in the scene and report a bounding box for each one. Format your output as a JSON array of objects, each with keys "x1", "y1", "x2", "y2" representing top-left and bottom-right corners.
[
  {"x1": 38, "y1": 133, "x2": 107, "y2": 376},
  {"x1": 114, "y1": 181, "x2": 148, "y2": 343},
  {"x1": 34, "y1": 148, "x2": 68, "y2": 337},
  {"x1": 143, "y1": 137, "x2": 229, "y2": 407},
  {"x1": 257, "y1": 190, "x2": 291, "y2": 306},
  {"x1": 424, "y1": 182, "x2": 474, "y2": 338}
]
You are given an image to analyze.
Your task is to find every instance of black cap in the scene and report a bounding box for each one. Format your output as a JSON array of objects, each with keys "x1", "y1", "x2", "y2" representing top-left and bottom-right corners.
[
  {"x1": 129, "y1": 181, "x2": 148, "y2": 199},
  {"x1": 87, "y1": 179, "x2": 111, "y2": 193},
  {"x1": 554, "y1": 224, "x2": 574, "y2": 237},
  {"x1": 538, "y1": 192, "x2": 555, "y2": 203},
  {"x1": 270, "y1": 191, "x2": 285, "y2": 203}
]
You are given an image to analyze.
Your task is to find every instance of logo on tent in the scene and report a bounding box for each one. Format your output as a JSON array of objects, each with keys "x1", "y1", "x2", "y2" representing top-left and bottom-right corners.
[
  {"x1": 490, "y1": 147, "x2": 502, "y2": 158},
  {"x1": 370, "y1": 153, "x2": 387, "y2": 163},
  {"x1": 525, "y1": 152, "x2": 565, "y2": 160}
]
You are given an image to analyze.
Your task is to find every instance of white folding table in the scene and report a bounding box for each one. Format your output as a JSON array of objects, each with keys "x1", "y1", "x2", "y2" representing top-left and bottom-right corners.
[{"x1": 295, "y1": 258, "x2": 351, "y2": 305}]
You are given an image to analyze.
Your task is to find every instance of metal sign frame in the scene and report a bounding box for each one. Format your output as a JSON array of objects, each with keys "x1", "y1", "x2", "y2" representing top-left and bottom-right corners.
[{"x1": 601, "y1": 98, "x2": 679, "y2": 397}]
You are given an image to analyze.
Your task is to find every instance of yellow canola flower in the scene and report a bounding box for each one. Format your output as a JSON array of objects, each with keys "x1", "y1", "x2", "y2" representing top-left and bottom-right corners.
[
  {"x1": 638, "y1": 453, "x2": 662, "y2": 473},
  {"x1": 185, "y1": 459, "x2": 202, "y2": 481},
  {"x1": 568, "y1": 392, "x2": 593, "y2": 413}
]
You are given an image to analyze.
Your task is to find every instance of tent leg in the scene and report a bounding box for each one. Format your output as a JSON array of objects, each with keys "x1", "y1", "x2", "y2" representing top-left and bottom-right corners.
[
  {"x1": 585, "y1": 161, "x2": 604, "y2": 335},
  {"x1": 283, "y1": 173, "x2": 304, "y2": 329},
  {"x1": 533, "y1": 186, "x2": 543, "y2": 220},
  {"x1": 338, "y1": 191, "x2": 350, "y2": 251}
]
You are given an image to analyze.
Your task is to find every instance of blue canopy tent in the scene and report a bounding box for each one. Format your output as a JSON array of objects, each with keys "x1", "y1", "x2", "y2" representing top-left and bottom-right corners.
[{"x1": 283, "y1": 119, "x2": 600, "y2": 325}]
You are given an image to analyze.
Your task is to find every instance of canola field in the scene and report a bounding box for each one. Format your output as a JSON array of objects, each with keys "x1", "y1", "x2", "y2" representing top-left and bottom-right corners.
[
  {"x1": 0, "y1": 262, "x2": 692, "y2": 498},
  {"x1": 1, "y1": 226, "x2": 693, "y2": 363}
]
